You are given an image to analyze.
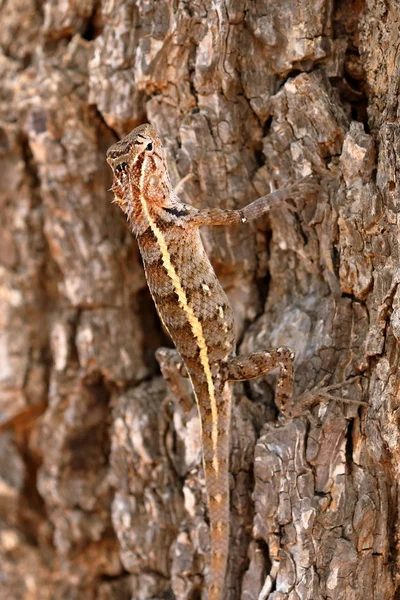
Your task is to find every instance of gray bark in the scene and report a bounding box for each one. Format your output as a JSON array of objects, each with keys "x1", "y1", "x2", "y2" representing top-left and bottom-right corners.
[{"x1": 0, "y1": 1, "x2": 399, "y2": 599}]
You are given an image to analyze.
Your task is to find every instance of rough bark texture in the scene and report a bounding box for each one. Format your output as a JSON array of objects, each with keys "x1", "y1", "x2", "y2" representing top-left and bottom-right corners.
[{"x1": 0, "y1": 1, "x2": 399, "y2": 599}]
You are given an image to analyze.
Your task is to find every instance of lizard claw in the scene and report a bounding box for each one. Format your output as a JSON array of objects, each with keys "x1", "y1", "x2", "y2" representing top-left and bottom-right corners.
[
  {"x1": 282, "y1": 375, "x2": 366, "y2": 418},
  {"x1": 285, "y1": 175, "x2": 321, "y2": 198}
]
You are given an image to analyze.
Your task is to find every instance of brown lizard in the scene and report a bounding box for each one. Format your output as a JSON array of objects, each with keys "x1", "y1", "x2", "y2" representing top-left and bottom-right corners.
[{"x1": 106, "y1": 124, "x2": 359, "y2": 600}]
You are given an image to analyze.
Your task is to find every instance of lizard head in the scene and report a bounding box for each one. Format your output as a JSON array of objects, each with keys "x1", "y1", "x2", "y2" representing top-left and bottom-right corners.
[{"x1": 106, "y1": 123, "x2": 173, "y2": 219}]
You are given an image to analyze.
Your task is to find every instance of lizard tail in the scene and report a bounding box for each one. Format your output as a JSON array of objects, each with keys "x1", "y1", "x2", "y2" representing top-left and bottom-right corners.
[
  {"x1": 191, "y1": 375, "x2": 232, "y2": 600},
  {"x1": 207, "y1": 476, "x2": 230, "y2": 600}
]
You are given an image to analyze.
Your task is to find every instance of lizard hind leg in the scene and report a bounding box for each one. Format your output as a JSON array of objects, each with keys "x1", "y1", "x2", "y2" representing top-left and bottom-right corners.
[
  {"x1": 155, "y1": 347, "x2": 193, "y2": 413},
  {"x1": 224, "y1": 350, "x2": 365, "y2": 418},
  {"x1": 224, "y1": 347, "x2": 295, "y2": 415}
]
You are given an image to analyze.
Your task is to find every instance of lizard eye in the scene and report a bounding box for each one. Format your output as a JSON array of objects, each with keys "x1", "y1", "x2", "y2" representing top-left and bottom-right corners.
[{"x1": 146, "y1": 142, "x2": 153, "y2": 152}]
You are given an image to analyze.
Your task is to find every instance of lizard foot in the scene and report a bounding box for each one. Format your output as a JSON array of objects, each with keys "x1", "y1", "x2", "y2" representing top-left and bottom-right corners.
[{"x1": 281, "y1": 375, "x2": 367, "y2": 418}]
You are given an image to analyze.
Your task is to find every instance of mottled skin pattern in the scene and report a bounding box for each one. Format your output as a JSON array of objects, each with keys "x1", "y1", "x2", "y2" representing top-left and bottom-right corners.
[{"x1": 106, "y1": 124, "x2": 314, "y2": 600}]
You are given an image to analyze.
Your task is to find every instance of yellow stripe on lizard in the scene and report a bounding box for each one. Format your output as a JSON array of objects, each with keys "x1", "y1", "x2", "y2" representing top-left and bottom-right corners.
[{"x1": 138, "y1": 156, "x2": 220, "y2": 473}]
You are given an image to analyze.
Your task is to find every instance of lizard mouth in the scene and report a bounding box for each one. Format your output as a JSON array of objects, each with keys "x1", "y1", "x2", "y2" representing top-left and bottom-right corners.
[{"x1": 114, "y1": 161, "x2": 128, "y2": 176}]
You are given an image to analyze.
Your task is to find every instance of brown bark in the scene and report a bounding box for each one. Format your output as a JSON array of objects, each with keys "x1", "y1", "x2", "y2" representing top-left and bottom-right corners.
[{"x1": 0, "y1": 1, "x2": 399, "y2": 599}]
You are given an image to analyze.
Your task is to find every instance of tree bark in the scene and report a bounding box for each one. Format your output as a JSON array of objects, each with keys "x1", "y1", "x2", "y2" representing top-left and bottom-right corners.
[{"x1": 0, "y1": 1, "x2": 399, "y2": 599}]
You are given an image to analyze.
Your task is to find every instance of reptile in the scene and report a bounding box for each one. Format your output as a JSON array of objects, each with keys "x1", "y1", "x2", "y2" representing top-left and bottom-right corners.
[{"x1": 106, "y1": 123, "x2": 354, "y2": 599}]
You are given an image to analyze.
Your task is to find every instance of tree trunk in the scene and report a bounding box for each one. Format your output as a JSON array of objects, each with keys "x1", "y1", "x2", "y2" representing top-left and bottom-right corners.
[{"x1": 0, "y1": 1, "x2": 399, "y2": 599}]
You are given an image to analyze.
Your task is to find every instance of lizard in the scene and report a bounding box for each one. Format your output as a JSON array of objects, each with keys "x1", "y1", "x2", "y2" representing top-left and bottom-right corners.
[{"x1": 106, "y1": 123, "x2": 360, "y2": 600}]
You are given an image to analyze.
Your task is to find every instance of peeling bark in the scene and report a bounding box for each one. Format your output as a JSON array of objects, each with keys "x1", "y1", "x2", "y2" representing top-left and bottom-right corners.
[{"x1": 0, "y1": 1, "x2": 399, "y2": 599}]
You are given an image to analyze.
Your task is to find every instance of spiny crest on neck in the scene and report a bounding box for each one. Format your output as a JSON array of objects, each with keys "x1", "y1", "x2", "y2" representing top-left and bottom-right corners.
[{"x1": 106, "y1": 123, "x2": 173, "y2": 222}]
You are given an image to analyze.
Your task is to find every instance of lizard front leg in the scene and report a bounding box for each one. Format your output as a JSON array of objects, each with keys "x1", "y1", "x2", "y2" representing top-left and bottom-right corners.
[{"x1": 190, "y1": 177, "x2": 318, "y2": 227}]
